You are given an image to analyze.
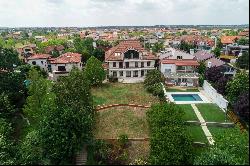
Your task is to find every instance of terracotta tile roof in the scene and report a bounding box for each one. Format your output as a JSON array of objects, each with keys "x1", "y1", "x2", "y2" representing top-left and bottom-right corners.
[
  {"x1": 205, "y1": 57, "x2": 225, "y2": 67},
  {"x1": 180, "y1": 35, "x2": 215, "y2": 46},
  {"x1": 50, "y1": 52, "x2": 82, "y2": 64},
  {"x1": 105, "y1": 40, "x2": 158, "y2": 61},
  {"x1": 221, "y1": 36, "x2": 240, "y2": 44},
  {"x1": 27, "y1": 54, "x2": 51, "y2": 60},
  {"x1": 194, "y1": 50, "x2": 214, "y2": 62},
  {"x1": 44, "y1": 45, "x2": 65, "y2": 54},
  {"x1": 161, "y1": 59, "x2": 199, "y2": 66}
]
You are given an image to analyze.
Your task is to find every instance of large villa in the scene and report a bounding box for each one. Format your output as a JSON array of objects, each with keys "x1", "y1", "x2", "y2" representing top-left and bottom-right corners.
[{"x1": 105, "y1": 40, "x2": 158, "y2": 83}]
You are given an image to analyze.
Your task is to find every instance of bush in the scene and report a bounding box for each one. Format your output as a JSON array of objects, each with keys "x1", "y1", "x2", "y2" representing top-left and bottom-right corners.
[
  {"x1": 144, "y1": 69, "x2": 164, "y2": 88},
  {"x1": 118, "y1": 134, "x2": 129, "y2": 148},
  {"x1": 147, "y1": 103, "x2": 194, "y2": 165},
  {"x1": 108, "y1": 75, "x2": 118, "y2": 83},
  {"x1": 198, "y1": 74, "x2": 205, "y2": 87}
]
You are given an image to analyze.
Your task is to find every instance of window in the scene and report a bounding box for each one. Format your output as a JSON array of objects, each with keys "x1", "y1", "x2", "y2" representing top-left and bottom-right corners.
[
  {"x1": 165, "y1": 69, "x2": 171, "y2": 73},
  {"x1": 113, "y1": 62, "x2": 116, "y2": 67},
  {"x1": 119, "y1": 71, "x2": 123, "y2": 76},
  {"x1": 133, "y1": 71, "x2": 138, "y2": 77},
  {"x1": 177, "y1": 56, "x2": 183, "y2": 59},
  {"x1": 113, "y1": 71, "x2": 117, "y2": 77},
  {"x1": 135, "y1": 62, "x2": 138, "y2": 68},
  {"x1": 126, "y1": 71, "x2": 131, "y2": 77},
  {"x1": 141, "y1": 62, "x2": 144, "y2": 67},
  {"x1": 41, "y1": 61, "x2": 43, "y2": 64},
  {"x1": 125, "y1": 62, "x2": 129, "y2": 68},
  {"x1": 32, "y1": 61, "x2": 36, "y2": 65},
  {"x1": 177, "y1": 66, "x2": 185, "y2": 70},
  {"x1": 119, "y1": 62, "x2": 123, "y2": 68},
  {"x1": 141, "y1": 70, "x2": 144, "y2": 77},
  {"x1": 58, "y1": 66, "x2": 66, "y2": 71},
  {"x1": 147, "y1": 61, "x2": 151, "y2": 66}
]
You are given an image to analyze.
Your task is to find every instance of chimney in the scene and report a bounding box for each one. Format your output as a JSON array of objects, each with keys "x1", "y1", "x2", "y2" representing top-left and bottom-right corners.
[
  {"x1": 207, "y1": 61, "x2": 212, "y2": 68},
  {"x1": 190, "y1": 49, "x2": 194, "y2": 55}
]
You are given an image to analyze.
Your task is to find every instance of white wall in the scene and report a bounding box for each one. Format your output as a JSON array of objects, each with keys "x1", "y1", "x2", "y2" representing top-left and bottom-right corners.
[
  {"x1": 27, "y1": 59, "x2": 48, "y2": 72},
  {"x1": 51, "y1": 62, "x2": 82, "y2": 72},
  {"x1": 108, "y1": 60, "x2": 155, "y2": 69},
  {"x1": 160, "y1": 63, "x2": 176, "y2": 73},
  {"x1": 203, "y1": 80, "x2": 228, "y2": 111}
]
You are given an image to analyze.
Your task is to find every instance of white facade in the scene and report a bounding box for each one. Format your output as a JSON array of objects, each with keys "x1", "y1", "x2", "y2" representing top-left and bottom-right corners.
[
  {"x1": 51, "y1": 62, "x2": 82, "y2": 73},
  {"x1": 107, "y1": 60, "x2": 156, "y2": 83},
  {"x1": 27, "y1": 58, "x2": 49, "y2": 72}
]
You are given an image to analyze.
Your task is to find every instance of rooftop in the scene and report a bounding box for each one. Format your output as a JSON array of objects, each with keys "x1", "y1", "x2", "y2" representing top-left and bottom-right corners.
[
  {"x1": 50, "y1": 52, "x2": 82, "y2": 64},
  {"x1": 27, "y1": 54, "x2": 51, "y2": 60}
]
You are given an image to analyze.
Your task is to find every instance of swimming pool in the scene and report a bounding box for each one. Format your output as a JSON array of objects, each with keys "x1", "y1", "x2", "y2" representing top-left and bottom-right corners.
[{"x1": 171, "y1": 94, "x2": 203, "y2": 101}]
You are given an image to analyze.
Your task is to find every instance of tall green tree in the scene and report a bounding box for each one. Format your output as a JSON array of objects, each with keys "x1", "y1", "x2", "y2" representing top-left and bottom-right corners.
[
  {"x1": 236, "y1": 52, "x2": 249, "y2": 69},
  {"x1": 40, "y1": 68, "x2": 94, "y2": 164},
  {"x1": 84, "y1": 56, "x2": 106, "y2": 86},
  {"x1": 226, "y1": 71, "x2": 249, "y2": 104},
  {"x1": 0, "y1": 47, "x2": 21, "y2": 71}
]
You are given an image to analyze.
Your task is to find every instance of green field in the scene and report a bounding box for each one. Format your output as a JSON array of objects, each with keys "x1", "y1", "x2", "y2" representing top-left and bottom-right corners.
[
  {"x1": 186, "y1": 125, "x2": 208, "y2": 143},
  {"x1": 92, "y1": 83, "x2": 159, "y2": 106},
  {"x1": 196, "y1": 104, "x2": 227, "y2": 122},
  {"x1": 178, "y1": 104, "x2": 199, "y2": 121}
]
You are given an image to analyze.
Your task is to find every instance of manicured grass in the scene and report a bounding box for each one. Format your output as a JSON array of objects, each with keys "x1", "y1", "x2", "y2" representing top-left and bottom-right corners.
[
  {"x1": 94, "y1": 107, "x2": 149, "y2": 139},
  {"x1": 196, "y1": 104, "x2": 227, "y2": 122},
  {"x1": 178, "y1": 104, "x2": 198, "y2": 121},
  {"x1": 208, "y1": 126, "x2": 249, "y2": 140},
  {"x1": 92, "y1": 83, "x2": 159, "y2": 106},
  {"x1": 186, "y1": 125, "x2": 208, "y2": 143}
]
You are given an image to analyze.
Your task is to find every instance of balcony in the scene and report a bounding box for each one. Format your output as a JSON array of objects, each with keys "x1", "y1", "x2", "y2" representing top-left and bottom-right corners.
[{"x1": 164, "y1": 72, "x2": 199, "y2": 79}]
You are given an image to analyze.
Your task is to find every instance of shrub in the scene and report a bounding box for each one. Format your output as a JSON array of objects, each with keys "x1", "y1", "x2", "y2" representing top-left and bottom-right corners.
[
  {"x1": 147, "y1": 103, "x2": 194, "y2": 165},
  {"x1": 118, "y1": 134, "x2": 129, "y2": 148},
  {"x1": 108, "y1": 75, "x2": 118, "y2": 83},
  {"x1": 144, "y1": 69, "x2": 164, "y2": 88}
]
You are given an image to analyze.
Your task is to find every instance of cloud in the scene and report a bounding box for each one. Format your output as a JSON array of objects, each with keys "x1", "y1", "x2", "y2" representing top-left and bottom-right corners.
[{"x1": 0, "y1": 0, "x2": 248, "y2": 27}]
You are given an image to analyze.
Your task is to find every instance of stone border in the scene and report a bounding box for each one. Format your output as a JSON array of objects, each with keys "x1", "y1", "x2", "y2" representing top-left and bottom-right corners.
[
  {"x1": 185, "y1": 121, "x2": 235, "y2": 128},
  {"x1": 96, "y1": 104, "x2": 151, "y2": 111}
]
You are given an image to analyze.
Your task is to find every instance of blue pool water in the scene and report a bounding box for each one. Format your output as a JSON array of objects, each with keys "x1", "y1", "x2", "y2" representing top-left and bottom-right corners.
[{"x1": 171, "y1": 94, "x2": 203, "y2": 101}]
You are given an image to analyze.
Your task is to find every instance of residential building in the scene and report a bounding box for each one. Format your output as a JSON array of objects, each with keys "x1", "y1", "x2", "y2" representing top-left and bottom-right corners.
[
  {"x1": 105, "y1": 40, "x2": 158, "y2": 83},
  {"x1": 27, "y1": 54, "x2": 51, "y2": 72},
  {"x1": 49, "y1": 52, "x2": 83, "y2": 81},
  {"x1": 16, "y1": 44, "x2": 37, "y2": 62},
  {"x1": 159, "y1": 48, "x2": 199, "y2": 87}
]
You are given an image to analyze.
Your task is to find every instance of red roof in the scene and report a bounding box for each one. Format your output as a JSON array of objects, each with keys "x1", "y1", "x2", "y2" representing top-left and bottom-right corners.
[
  {"x1": 221, "y1": 36, "x2": 240, "y2": 44},
  {"x1": 161, "y1": 59, "x2": 199, "y2": 66},
  {"x1": 50, "y1": 52, "x2": 82, "y2": 64},
  {"x1": 105, "y1": 40, "x2": 158, "y2": 61},
  {"x1": 27, "y1": 54, "x2": 51, "y2": 60}
]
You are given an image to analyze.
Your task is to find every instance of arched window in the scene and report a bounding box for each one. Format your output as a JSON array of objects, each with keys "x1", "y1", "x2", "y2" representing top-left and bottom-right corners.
[{"x1": 32, "y1": 61, "x2": 36, "y2": 65}]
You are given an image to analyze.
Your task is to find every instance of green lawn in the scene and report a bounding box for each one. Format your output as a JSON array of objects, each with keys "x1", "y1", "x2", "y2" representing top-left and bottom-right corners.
[
  {"x1": 94, "y1": 107, "x2": 149, "y2": 139},
  {"x1": 186, "y1": 125, "x2": 208, "y2": 143},
  {"x1": 178, "y1": 104, "x2": 198, "y2": 121},
  {"x1": 196, "y1": 104, "x2": 227, "y2": 122},
  {"x1": 92, "y1": 83, "x2": 159, "y2": 106},
  {"x1": 208, "y1": 126, "x2": 249, "y2": 141}
]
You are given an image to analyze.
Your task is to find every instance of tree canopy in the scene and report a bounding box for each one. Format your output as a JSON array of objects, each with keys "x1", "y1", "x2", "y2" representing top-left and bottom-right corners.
[{"x1": 84, "y1": 56, "x2": 106, "y2": 86}]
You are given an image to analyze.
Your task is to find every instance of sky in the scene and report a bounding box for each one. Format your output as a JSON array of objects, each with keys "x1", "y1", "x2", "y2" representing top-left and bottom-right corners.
[{"x1": 0, "y1": 0, "x2": 249, "y2": 27}]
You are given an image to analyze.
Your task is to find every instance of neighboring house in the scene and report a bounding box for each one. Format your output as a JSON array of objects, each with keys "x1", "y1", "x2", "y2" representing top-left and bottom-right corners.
[
  {"x1": 27, "y1": 54, "x2": 51, "y2": 72},
  {"x1": 44, "y1": 45, "x2": 65, "y2": 55},
  {"x1": 34, "y1": 36, "x2": 47, "y2": 42},
  {"x1": 105, "y1": 40, "x2": 158, "y2": 83},
  {"x1": 16, "y1": 44, "x2": 37, "y2": 62},
  {"x1": 194, "y1": 50, "x2": 214, "y2": 62},
  {"x1": 220, "y1": 36, "x2": 240, "y2": 46},
  {"x1": 238, "y1": 29, "x2": 249, "y2": 38},
  {"x1": 49, "y1": 52, "x2": 83, "y2": 81},
  {"x1": 180, "y1": 35, "x2": 215, "y2": 50},
  {"x1": 194, "y1": 50, "x2": 237, "y2": 77},
  {"x1": 159, "y1": 48, "x2": 200, "y2": 87}
]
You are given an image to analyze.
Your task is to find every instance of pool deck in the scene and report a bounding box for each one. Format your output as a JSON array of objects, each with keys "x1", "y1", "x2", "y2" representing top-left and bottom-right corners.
[{"x1": 166, "y1": 92, "x2": 212, "y2": 104}]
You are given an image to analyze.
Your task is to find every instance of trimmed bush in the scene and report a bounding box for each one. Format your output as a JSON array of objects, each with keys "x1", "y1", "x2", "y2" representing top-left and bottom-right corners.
[{"x1": 147, "y1": 103, "x2": 194, "y2": 165}]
